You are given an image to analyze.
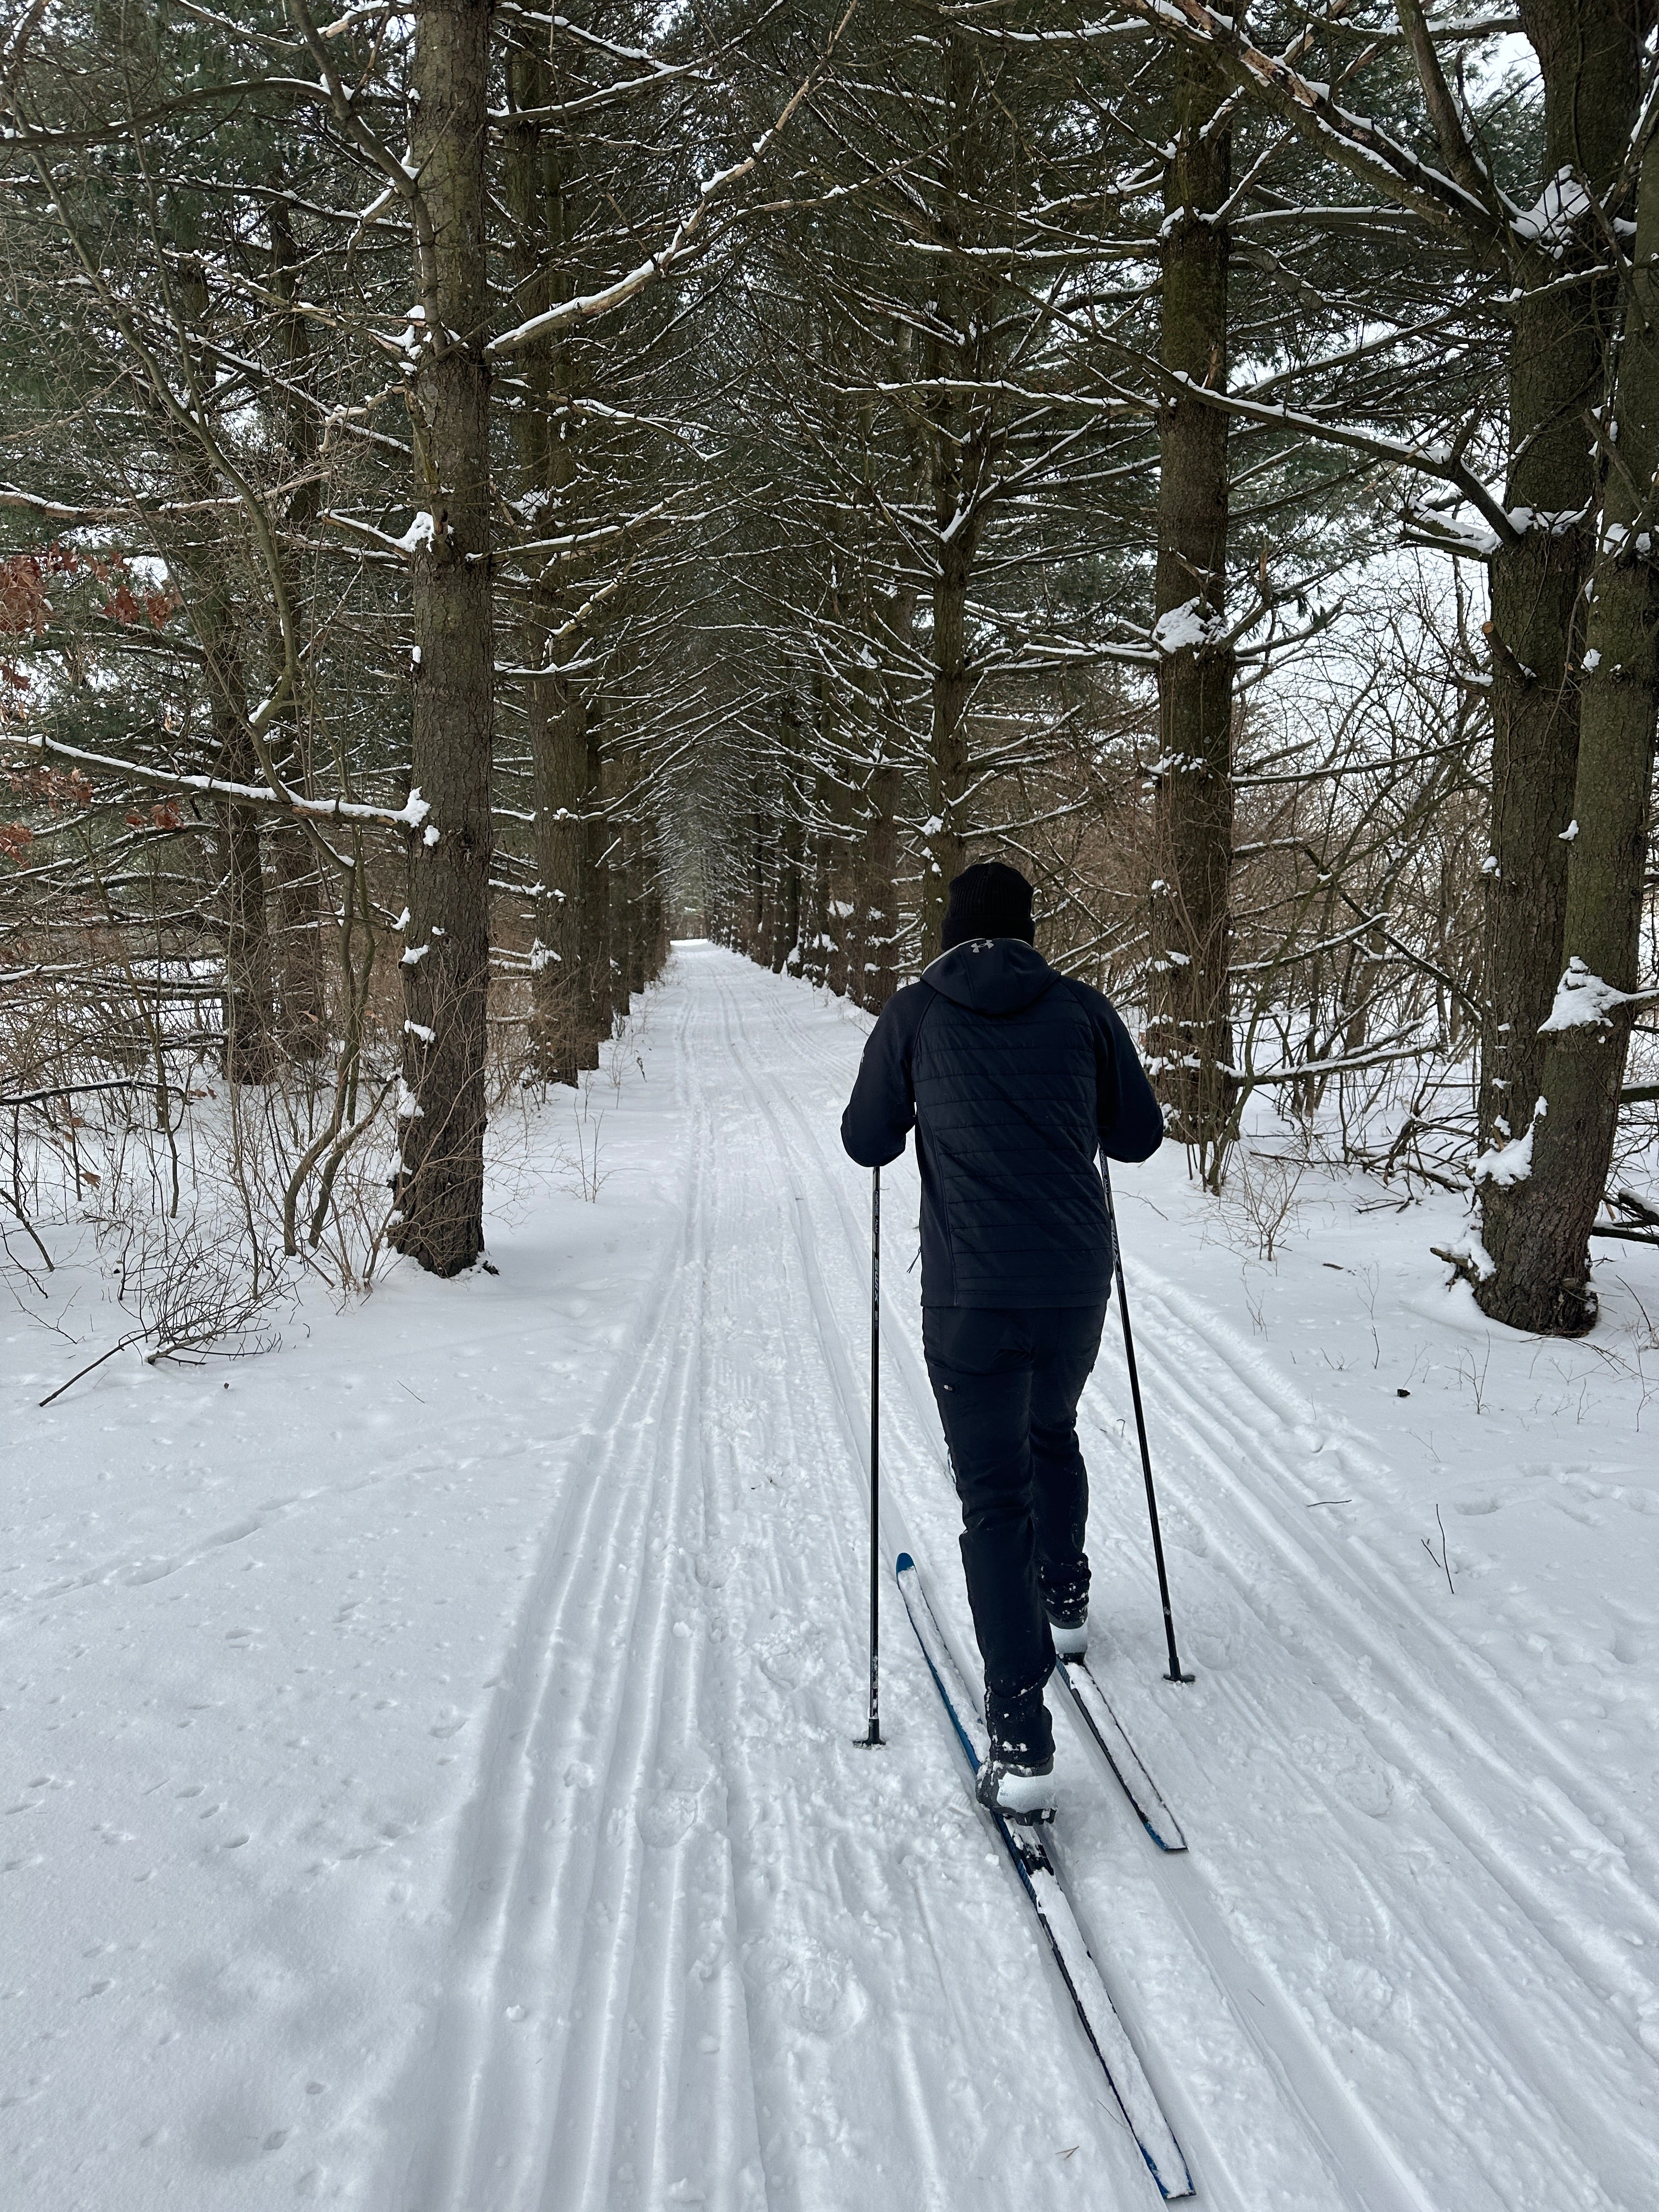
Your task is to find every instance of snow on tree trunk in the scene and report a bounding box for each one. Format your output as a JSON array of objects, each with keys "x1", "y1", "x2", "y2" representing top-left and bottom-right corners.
[
  {"x1": 392, "y1": 0, "x2": 495, "y2": 1278},
  {"x1": 1478, "y1": 107, "x2": 1659, "y2": 1336},
  {"x1": 1477, "y1": 0, "x2": 1641, "y2": 1318}
]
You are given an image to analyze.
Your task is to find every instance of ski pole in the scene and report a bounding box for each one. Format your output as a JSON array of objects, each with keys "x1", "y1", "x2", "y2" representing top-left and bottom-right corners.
[
  {"x1": 860, "y1": 1164, "x2": 883, "y2": 1745},
  {"x1": 1102, "y1": 1158, "x2": 1194, "y2": 1685}
]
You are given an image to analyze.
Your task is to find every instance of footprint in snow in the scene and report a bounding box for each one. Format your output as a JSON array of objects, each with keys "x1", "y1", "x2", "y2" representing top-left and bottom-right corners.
[
  {"x1": 637, "y1": 1790, "x2": 699, "y2": 1848},
  {"x1": 754, "y1": 1623, "x2": 825, "y2": 1690},
  {"x1": 1292, "y1": 1728, "x2": 1393, "y2": 1820},
  {"x1": 744, "y1": 1932, "x2": 867, "y2": 2038}
]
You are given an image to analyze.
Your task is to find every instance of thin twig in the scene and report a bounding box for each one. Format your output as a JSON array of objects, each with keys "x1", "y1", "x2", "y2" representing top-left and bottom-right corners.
[{"x1": 1421, "y1": 1503, "x2": 1455, "y2": 1594}]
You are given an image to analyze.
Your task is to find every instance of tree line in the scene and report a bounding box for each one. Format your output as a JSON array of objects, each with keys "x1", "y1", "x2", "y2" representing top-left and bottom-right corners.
[{"x1": 1, "y1": 2, "x2": 1656, "y2": 1335}]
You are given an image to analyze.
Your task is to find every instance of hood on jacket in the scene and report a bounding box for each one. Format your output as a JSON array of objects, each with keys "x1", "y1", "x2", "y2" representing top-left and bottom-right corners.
[{"x1": 921, "y1": 938, "x2": 1059, "y2": 1018}]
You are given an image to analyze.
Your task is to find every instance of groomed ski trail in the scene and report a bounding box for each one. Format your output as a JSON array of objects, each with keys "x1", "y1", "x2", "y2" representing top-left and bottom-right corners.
[
  {"x1": 373, "y1": 946, "x2": 1659, "y2": 2212},
  {"x1": 706, "y1": 946, "x2": 1659, "y2": 2212},
  {"x1": 373, "y1": 950, "x2": 1165, "y2": 2212}
]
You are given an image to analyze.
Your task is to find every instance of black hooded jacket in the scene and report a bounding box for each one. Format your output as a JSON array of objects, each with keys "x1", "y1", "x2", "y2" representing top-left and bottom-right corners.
[{"x1": 839, "y1": 940, "x2": 1163, "y2": 1308}]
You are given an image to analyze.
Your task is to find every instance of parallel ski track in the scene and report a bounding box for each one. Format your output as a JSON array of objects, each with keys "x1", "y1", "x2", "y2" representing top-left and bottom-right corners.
[
  {"x1": 703, "y1": 960, "x2": 1166, "y2": 2205},
  {"x1": 744, "y1": 957, "x2": 1659, "y2": 2211},
  {"x1": 726, "y1": 970, "x2": 1425, "y2": 2212},
  {"x1": 1097, "y1": 1275, "x2": 1659, "y2": 2199},
  {"x1": 380, "y1": 956, "x2": 1173, "y2": 2212},
  {"x1": 371, "y1": 989, "x2": 777, "y2": 2211},
  {"x1": 696, "y1": 965, "x2": 964, "y2": 2209},
  {"x1": 371, "y1": 952, "x2": 1659, "y2": 2212}
]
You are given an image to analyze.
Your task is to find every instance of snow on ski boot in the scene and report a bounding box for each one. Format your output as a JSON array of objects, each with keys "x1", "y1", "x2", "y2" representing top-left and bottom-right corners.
[
  {"x1": 1046, "y1": 1600, "x2": 1088, "y2": 1661},
  {"x1": 977, "y1": 1747, "x2": 1056, "y2": 1823},
  {"x1": 978, "y1": 1695, "x2": 1057, "y2": 1822}
]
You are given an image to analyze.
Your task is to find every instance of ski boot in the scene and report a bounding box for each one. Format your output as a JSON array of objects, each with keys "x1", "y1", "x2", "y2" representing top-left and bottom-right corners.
[
  {"x1": 978, "y1": 1696, "x2": 1056, "y2": 1822},
  {"x1": 1046, "y1": 1599, "x2": 1088, "y2": 1661}
]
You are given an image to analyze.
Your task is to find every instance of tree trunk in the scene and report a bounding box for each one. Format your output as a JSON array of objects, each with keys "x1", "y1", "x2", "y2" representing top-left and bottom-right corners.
[
  {"x1": 802, "y1": 673, "x2": 834, "y2": 986},
  {"x1": 391, "y1": 0, "x2": 494, "y2": 1278},
  {"x1": 580, "y1": 702, "x2": 612, "y2": 1060},
  {"x1": 266, "y1": 202, "x2": 328, "y2": 1066},
  {"x1": 862, "y1": 758, "x2": 902, "y2": 1009},
  {"x1": 1478, "y1": 111, "x2": 1659, "y2": 1334},
  {"x1": 823, "y1": 721, "x2": 854, "y2": 998},
  {"x1": 613, "y1": 746, "x2": 646, "y2": 1003},
  {"x1": 925, "y1": 535, "x2": 972, "y2": 956},
  {"x1": 918, "y1": 32, "x2": 990, "y2": 961},
  {"x1": 529, "y1": 687, "x2": 588, "y2": 1078},
  {"x1": 1477, "y1": 0, "x2": 1642, "y2": 1315},
  {"x1": 504, "y1": 45, "x2": 588, "y2": 1086},
  {"x1": 212, "y1": 662, "x2": 275, "y2": 1087},
  {"x1": 778, "y1": 798, "x2": 803, "y2": 976},
  {"x1": 775, "y1": 682, "x2": 802, "y2": 974},
  {"x1": 1147, "y1": 46, "x2": 1235, "y2": 1190},
  {"x1": 175, "y1": 255, "x2": 274, "y2": 1085}
]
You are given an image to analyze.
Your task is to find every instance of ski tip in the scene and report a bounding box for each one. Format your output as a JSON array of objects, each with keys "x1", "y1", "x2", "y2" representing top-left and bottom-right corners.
[{"x1": 895, "y1": 1551, "x2": 915, "y2": 1574}]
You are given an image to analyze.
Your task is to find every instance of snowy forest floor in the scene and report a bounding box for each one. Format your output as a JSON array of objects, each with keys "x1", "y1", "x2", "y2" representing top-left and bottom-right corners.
[{"x1": 4, "y1": 943, "x2": 1658, "y2": 2212}]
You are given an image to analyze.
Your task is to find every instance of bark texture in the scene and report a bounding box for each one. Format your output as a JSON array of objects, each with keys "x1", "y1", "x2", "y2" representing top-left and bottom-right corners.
[
  {"x1": 1479, "y1": 0, "x2": 1643, "y2": 1311},
  {"x1": 1147, "y1": 46, "x2": 1235, "y2": 1187},
  {"x1": 580, "y1": 704, "x2": 613, "y2": 1060},
  {"x1": 392, "y1": 0, "x2": 495, "y2": 1278},
  {"x1": 1479, "y1": 110, "x2": 1659, "y2": 1333},
  {"x1": 505, "y1": 46, "x2": 589, "y2": 1085}
]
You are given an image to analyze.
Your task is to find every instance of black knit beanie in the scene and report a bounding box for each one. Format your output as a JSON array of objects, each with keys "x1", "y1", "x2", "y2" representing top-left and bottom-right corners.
[{"x1": 940, "y1": 861, "x2": 1035, "y2": 950}]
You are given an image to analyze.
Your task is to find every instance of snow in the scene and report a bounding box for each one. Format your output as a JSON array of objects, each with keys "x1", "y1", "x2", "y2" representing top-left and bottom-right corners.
[
  {"x1": 392, "y1": 512, "x2": 436, "y2": 555},
  {"x1": 1512, "y1": 167, "x2": 1592, "y2": 249},
  {"x1": 1539, "y1": 955, "x2": 1645, "y2": 1032},
  {"x1": 1151, "y1": 599, "x2": 1215, "y2": 654},
  {"x1": 5, "y1": 947, "x2": 1659, "y2": 2209},
  {"x1": 1472, "y1": 1109, "x2": 1537, "y2": 1188}
]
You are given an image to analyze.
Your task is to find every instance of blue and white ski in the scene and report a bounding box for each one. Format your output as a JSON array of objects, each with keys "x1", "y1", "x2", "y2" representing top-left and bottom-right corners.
[
  {"x1": 1057, "y1": 1655, "x2": 1188, "y2": 1854},
  {"x1": 896, "y1": 1553, "x2": 1194, "y2": 2202}
]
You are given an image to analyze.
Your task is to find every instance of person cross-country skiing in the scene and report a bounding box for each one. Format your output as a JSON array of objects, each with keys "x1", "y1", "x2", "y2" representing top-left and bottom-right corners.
[{"x1": 839, "y1": 859, "x2": 1164, "y2": 1818}]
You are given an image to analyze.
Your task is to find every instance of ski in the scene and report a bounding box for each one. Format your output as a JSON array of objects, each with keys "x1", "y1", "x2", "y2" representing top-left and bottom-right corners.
[
  {"x1": 1057, "y1": 1655, "x2": 1188, "y2": 1854},
  {"x1": 895, "y1": 1553, "x2": 1194, "y2": 2202}
]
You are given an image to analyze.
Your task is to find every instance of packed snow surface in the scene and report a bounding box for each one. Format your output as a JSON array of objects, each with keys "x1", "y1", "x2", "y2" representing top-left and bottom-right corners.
[{"x1": 4, "y1": 946, "x2": 1658, "y2": 2209}]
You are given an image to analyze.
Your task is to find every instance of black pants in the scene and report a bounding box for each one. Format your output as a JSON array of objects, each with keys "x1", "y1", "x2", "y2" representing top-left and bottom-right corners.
[{"x1": 923, "y1": 1301, "x2": 1108, "y2": 1752}]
